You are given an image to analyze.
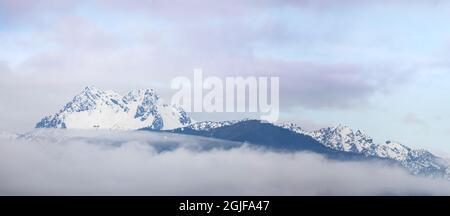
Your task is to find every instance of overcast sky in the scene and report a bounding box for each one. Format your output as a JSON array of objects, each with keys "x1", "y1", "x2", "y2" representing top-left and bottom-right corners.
[{"x1": 1, "y1": 0, "x2": 450, "y2": 155}]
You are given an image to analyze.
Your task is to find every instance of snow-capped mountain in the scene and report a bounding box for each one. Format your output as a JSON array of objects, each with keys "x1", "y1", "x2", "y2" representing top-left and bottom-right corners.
[
  {"x1": 173, "y1": 120, "x2": 449, "y2": 178},
  {"x1": 164, "y1": 119, "x2": 381, "y2": 161},
  {"x1": 185, "y1": 119, "x2": 246, "y2": 131},
  {"x1": 34, "y1": 87, "x2": 449, "y2": 179},
  {"x1": 36, "y1": 86, "x2": 192, "y2": 130},
  {"x1": 280, "y1": 122, "x2": 450, "y2": 178}
]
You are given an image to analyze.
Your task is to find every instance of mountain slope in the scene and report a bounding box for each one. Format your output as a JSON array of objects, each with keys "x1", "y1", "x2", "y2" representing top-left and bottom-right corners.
[
  {"x1": 36, "y1": 86, "x2": 192, "y2": 130},
  {"x1": 280, "y1": 122, "x2": 450, "y2": 178},
  {"x1": 148, "y1": 120, "x2": 391, "y2": 161},
  {"x1": 151, "y1": 119, "x2": 449, "y2": 178}
]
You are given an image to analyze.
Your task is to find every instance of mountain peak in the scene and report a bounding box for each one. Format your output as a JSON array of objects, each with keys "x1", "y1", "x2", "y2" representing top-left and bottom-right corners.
[
  {"x1": 80, "y1": 86, "x2": 106, "y2": 98},
  {"x1": 333, "y1": 124, "x2": 353, "y2": 134},
  {"x1": 83, "y1": 85, "x2": 98, "y2": 92},
  {"x1": 128, "y1": 88, "x2": 155, "y2": 96},
  {"x1": 36, "y1": 87, "x2": 191, "y2": 130},
  {"x1": 124, "y1": 88, "x2": 158, "y2": 103}
]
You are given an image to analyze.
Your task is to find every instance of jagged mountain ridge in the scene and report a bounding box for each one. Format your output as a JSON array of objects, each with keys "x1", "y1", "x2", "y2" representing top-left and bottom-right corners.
[
  {"x1": 33, "y1": 86, "x2": 449, "y2": 179},
  {"x1": 36, "y1": 86, "x2": 192, "y2": 130},
  {"x1": 159, "y1": 120, "x2": 389, "y2": 161},
  {"x1": 279, "y1": 122, "x2": 449, "y2": 177},
  {"x1": 167, "y1": 120, "x2": 449, "y2": 178}
]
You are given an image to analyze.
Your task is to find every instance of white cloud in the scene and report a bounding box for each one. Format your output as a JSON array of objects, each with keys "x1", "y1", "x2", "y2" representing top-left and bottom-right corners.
[{"x1": 0, "y1": 130, "x2": 449, "y2": 195}]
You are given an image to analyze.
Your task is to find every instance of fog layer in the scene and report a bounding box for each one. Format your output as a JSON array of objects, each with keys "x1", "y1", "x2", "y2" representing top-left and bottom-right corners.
[{"x1": 1, "y1": 130, "x2": 449, "y2": 195}]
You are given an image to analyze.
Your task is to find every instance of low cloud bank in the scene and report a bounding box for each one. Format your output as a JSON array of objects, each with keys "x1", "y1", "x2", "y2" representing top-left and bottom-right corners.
[{"x1": 1, "y1": 130, "x2": 449, "y2": 195}]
